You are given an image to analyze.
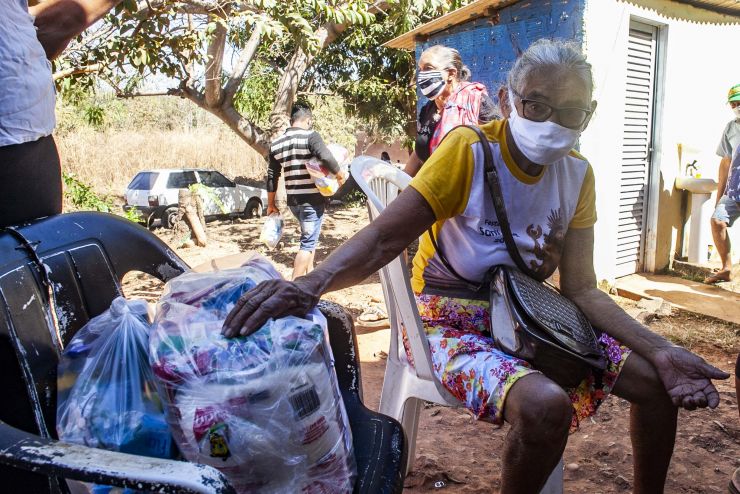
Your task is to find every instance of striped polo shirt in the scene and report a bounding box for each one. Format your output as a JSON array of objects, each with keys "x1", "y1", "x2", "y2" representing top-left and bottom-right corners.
[{"x1": 267, "y1": 127, "x2": 340, "y2": 206}]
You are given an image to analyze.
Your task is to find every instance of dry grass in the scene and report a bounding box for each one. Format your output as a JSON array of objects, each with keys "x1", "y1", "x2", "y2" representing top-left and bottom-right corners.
[
  {"x1": 614, "y1": 295, "x2": 739, "y2": 353},
  {"x1": 650, "y1": 309, "x2": 740, "y2": 353},
  {"x1": 56, "y1": 126, "x2": 266, "y2": 197}
]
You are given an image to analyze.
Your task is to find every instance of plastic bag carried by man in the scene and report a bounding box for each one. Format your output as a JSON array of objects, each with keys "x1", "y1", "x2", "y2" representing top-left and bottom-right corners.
[{"x1": 305, "y1": 143, "x2": 351, "y2": 197}]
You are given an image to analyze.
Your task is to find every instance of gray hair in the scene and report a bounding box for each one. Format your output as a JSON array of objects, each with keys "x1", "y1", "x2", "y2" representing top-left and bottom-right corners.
[
  {"x1": 507, "y1": 39, "x2": 593, "y2": 97},
  {"x1": 420, "y1": 45, "x2": 472, "y2": 82}
]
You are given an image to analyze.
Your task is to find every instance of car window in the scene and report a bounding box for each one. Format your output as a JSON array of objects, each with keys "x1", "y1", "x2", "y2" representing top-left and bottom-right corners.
[
  {"x1": 166, "y1": 171, "x2": 198, "y2": 189},
  {"x1": 199, "y1": 171, "x2": 233, "y2": 188},
  {"x1": 128, "y1": 172, "x2": 159, "y2": 190}
]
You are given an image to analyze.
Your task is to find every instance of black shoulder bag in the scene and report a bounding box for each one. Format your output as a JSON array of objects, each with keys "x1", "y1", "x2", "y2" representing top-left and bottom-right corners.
[{"x1": 428, "y1": 125, "x2": 607, "y2": 388}]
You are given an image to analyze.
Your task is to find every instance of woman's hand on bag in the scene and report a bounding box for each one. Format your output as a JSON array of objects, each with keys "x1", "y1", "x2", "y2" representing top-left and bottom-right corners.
[
  {"x1": 652, "y1": 346, "x2": 730, "y2": 410},
  {"x1": 222, "y1": 278, "x2": 320, "y2": 338},
  {"x1": 266, "y1": 204, "x2": 280, "y2": 216}
]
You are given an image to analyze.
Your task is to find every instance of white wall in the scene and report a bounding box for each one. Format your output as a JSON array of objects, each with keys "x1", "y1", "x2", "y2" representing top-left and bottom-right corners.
[{"x1": 581, "y1": 0, "x2": 740, "y2": 281}]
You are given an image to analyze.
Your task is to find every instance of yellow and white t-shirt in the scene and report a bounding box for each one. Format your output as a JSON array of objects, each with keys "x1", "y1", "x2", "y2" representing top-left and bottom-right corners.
[{"x1": 410, "y1": 120, "x2": 596, "y2": 298}]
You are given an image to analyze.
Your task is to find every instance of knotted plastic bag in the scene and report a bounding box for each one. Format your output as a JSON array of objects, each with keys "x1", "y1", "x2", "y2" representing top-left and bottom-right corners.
[
  {"x1": 149, "y1": 255, "x2": 356, "y2": 493},
  {"x1": 259, "y1": 212, "x2": 283, "y2": 249},
  {"x1": 57, "y1": 297, "x2": 174, "y2": 460}
]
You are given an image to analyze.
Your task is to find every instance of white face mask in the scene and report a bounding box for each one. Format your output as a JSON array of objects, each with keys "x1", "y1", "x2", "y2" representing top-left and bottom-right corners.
[
  {"x1": 507, "y1": 90, "x2": 582, "y2": 165},
  {"x1": 733, "y1": 106, "x2": 740, "y2": 119}
]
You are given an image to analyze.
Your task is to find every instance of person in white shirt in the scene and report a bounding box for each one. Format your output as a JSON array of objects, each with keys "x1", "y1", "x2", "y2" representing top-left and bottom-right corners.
[
  {"x1": 0, "y1": 0, "x2": 122, "y2": 227},
  {"x1": 705, "y1": 83, "x2": 740, "y2": 283}
]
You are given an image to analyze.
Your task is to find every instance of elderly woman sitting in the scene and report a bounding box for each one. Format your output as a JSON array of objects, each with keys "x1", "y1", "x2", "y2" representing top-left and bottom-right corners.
[{"x1": 223, "y1": 39, "x2": 729, "y2": 493}]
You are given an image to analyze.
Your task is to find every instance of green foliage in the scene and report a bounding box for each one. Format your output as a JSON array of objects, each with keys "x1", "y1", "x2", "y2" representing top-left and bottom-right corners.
[
  {"x1": 310, "y1": 0, "x2": 475, "y2": 148},
  {"x1": 189, "y1": 183, "x2": 228, "y2": 214},
  {"x1": 340, "y1": 188, "x2": 366, "y2": 207},
  {"x1": 307, "y1": 95, "x2": 358, "y2": 152},
  {"x1": 85, "y1": 105, "x2": 105, "y2": 127},
  {"x1": 234, "y1": 60, "x2": 279, "y2": 129},
  {"x1": 63, "y1": 172, "x2": 144, "y2": 223},
  {"x1": 57, "y1": 0, "x2": 471, "y2": 149},
  {"x1": 63, "y1": 172, "x2": 114, "y2": 212},
  {"x1": 122, "y1": 207, "x2": 144, "y2": 223}
]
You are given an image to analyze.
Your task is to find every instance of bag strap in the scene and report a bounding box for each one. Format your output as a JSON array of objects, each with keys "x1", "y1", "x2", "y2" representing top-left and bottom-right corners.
[
  {"x1": 467, "y1": 126, "x2": 539, "y2": 279},
  {"x1": 426, "y1": 125, "x2": 539, "y2": 288},
  {"x1": 427, "y1": 222, "x2": 482, "y2": 292}
]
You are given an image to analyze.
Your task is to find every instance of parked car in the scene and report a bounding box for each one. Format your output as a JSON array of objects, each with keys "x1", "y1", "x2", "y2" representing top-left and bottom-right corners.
[{"x1": 124, "y1": 169, "x2": 267, "y2": 228}]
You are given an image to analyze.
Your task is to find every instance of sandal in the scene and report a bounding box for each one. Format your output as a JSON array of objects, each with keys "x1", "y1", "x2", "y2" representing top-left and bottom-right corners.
[
  {"x1": 357, "y1": 306, "x2": 389, "y2": 327},
  {"x1": 703, "y1": 270, "x2": 731, "y2": 284}
]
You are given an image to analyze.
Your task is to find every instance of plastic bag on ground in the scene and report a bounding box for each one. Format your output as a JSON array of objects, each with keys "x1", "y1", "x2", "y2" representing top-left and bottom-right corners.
[
  {"x1": 305, "y1": 144, "x2": 350, "y2": 197},
  {"x1": 149, "y1": 255, "x2": 356, "y2": 493},
  {"x1": 259, "y1": 212, "x2": 283, "y2": 249},
  {"x1": 57, "y1": 297, "x2": 175, "y2": 460}
]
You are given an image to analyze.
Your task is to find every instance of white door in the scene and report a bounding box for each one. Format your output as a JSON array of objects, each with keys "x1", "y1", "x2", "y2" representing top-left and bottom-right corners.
[
  {"x1": 197, "y1": 171, "x2": 241, "y2": 215},
  {"x1": 615, "y1": 20, "x2": 659, "y2": 277}
]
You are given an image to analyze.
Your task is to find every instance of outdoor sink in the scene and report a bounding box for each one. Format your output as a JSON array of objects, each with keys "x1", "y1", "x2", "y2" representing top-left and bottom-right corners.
[
  {"x1": 675, "y1": 176, "x2": 717, "y2": 194},
  {"x1": 675, "y1": 176, "x2": 718, "y2": 264}
]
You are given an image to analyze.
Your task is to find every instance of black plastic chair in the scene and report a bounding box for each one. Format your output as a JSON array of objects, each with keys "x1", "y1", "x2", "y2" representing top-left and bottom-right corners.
[{"x1": 0, "y1": 212, "x2": 406, "y2": 493}]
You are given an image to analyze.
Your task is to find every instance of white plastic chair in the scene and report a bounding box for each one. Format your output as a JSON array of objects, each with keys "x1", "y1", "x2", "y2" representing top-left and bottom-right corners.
[{"x1": 351, "y1": 156, "x2": 564, "y2": 493}]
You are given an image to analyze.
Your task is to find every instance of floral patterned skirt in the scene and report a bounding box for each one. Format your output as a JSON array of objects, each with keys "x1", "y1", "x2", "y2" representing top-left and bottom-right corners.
[{"x1": 412, "y1": 293, "x2": 631, "y2": 431}]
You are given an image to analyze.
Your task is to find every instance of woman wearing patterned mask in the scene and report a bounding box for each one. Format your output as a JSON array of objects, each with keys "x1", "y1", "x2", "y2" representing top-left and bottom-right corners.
[
  {"x1": 405, "y1": 45, "x2": 498, "y2": 177},
  {"x1": 223, "y1": 39, "x2": 730, "y2": 493}
]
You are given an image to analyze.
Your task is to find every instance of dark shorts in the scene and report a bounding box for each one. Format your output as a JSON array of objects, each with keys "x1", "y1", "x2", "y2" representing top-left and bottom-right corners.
[
  {"x1": 0, "y1": 135, "x2": 62, "y2": 227},
  {"x1": 288, "y1": 203, "x2": 325, "y2": 251}
]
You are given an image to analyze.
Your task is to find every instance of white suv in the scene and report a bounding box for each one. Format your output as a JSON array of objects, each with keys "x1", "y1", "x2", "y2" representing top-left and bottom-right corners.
[{"x1": 124, "y1": 169, "x2": 267, "y2": 228}]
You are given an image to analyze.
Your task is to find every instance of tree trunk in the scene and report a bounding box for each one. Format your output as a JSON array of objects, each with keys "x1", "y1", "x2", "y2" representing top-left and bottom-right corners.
[
  {"x1": 178, "y1": 188, "x2": 207, "y2": 247},
  {"x1": 265, "y1": 26, "x2": 344, "y2": 210},
  {"x1": 204, "y1": 17, "x2": 227, "y2": 108}
]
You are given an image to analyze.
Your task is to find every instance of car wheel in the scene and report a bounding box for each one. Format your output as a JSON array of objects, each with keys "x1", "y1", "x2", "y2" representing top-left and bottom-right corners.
[
  {"x1": 161, "y1": 207, "x2": 179, "y2": 229},
  {"x1": 243, "y1": 198, "x2": 263, "y2": 219}
]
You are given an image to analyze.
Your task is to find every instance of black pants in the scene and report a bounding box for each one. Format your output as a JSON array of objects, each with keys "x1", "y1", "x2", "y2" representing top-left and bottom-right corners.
[{"x1": 0, "y1": 135, "x2": 62, "y2": 227}]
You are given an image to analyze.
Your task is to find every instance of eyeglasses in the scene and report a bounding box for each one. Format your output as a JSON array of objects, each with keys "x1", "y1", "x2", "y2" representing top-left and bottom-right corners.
[{"x1": 512, "y1": 90, "x2": 592, "y2": 129}]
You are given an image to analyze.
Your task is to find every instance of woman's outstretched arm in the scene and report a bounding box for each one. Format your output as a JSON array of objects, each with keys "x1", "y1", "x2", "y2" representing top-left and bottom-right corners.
[
  {"x1": 559, "y1": 226, "x2": 729, "y2": 409},
  {"x1": 222, "y1": 186, "x2": 436, "y2": 337}
]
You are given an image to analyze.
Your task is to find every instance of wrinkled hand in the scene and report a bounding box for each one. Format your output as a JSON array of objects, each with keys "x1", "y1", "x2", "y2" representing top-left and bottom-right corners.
[
  {"x1": 221, "y1": 278, "x2": 320, "y2": 338},
  {"x1": 652, "y1": 346, "x2": 730, "y2": 410}
]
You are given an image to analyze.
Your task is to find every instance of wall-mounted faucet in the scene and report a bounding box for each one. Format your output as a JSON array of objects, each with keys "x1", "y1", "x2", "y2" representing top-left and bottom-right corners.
[{"x1": 685, "y1": 160, "x2": 698, "y2": 177}]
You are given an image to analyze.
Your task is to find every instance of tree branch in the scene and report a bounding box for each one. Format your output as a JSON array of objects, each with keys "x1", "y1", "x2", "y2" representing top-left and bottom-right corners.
[
  {"x1": 53, "y1": 63, "x2": 102, "y2": 80},
  {"x1": 135, "y1": 0, "x2": 236, "y2": 17},
  {"x1": 179, "y1": 83, "x2": 269, "y2": 155},
  {"x1": 116, "y1": 89, "x2": 180, "y2": 98},
  {"x1": 204, "y1": 16, "x2": 227, "y2": 108},
  {"x1": 222, "y1": 28, "x2": 261, "y2": 104}
]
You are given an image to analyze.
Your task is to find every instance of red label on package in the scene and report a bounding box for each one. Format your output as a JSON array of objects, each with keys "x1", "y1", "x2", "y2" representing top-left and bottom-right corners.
[
  {"x1": 302, "y1": 416, "x2": 329, "y2": 445},
  {"x1": 193, "y1": 406, "x2": 227, "y2": 442}
]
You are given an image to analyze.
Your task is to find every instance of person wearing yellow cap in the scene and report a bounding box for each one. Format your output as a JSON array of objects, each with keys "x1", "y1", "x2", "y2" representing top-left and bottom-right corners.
[{"x1": 705, "y1": 84, "x2": 740, "y2": 284}]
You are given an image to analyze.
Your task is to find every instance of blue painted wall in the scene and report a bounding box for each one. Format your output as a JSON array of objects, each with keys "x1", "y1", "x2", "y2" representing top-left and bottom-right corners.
[{"x1": 416, "y1": 0, "x2": 586, "y2": 110}]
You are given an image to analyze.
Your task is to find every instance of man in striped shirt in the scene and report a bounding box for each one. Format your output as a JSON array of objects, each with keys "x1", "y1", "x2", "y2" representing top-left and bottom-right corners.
[{"x1": 267, "y1": 104, "x2": 347, "y2": 279}]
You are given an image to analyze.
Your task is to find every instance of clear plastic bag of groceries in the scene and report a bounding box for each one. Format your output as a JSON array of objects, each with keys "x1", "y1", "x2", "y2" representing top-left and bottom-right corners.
[
  {"x1": 305, "y1": 143, "x2": 350, "y2": 197},
  {"x1": 57, "y1": 297, "x2": 175, "y2": 460},
  {"x1": 259, "y1": 212, "x2": 283, "y2": 249},
  {"x1": 149, "y1": 255, "x2": 356, "y2": 493}
]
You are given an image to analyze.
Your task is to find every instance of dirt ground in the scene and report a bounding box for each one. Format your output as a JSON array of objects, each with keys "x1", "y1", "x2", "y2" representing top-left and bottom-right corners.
[{"x1": 123, "y1": 204, "x2": 740, "y2": 494}]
